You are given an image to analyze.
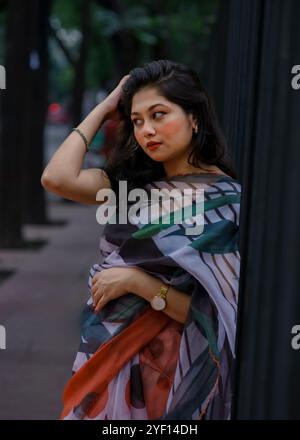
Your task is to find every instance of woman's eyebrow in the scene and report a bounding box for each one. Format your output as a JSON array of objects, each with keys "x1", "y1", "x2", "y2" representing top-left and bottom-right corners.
[{"x1": 131, "y1": 103, "x2": 168, "y2": 116}]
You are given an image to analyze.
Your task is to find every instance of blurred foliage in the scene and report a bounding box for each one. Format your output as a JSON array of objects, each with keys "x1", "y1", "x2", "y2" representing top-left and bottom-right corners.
[
  {"x1": 50, "y1": 0, "x2": 219, "y2": 101},
  {"x1": 0, "y1": 0, "x2": 219, "y2": 99}
]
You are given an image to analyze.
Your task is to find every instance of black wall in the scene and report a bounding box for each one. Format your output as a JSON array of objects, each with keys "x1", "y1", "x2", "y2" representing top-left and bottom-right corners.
[{"x1": 206, "y1": 0, "x2": 300, "y2": 419}]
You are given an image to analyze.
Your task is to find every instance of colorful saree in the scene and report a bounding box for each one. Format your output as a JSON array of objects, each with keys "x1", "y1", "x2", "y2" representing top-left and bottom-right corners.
[{"x1": 60, "y1": 173, "x2": 241, "y2": 420}]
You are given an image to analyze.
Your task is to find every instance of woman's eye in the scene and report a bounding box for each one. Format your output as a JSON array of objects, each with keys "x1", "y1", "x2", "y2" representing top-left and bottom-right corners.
[
  {"x1": 153, "y1": 111, "x2": 165, "y2": 118},
  {"x1": 132, "y1": 112, "x2": 165, "y2": 126}
]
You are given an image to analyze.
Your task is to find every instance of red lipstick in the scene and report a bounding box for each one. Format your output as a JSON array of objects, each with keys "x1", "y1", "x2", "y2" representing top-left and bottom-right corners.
[{"x1": 147, "y1": 142, "x2": 162, "y2": 150}]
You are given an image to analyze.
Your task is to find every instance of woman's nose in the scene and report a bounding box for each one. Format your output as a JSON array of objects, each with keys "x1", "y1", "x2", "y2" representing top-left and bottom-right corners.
[{"x1": 142, "y1": 121, "x2": 156, "y2": 135}]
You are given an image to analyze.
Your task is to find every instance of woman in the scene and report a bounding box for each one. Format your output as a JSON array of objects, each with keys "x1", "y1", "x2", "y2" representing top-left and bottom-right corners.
[{"x1": 41, "y1": 60, "x2": 241, "y2": 420}]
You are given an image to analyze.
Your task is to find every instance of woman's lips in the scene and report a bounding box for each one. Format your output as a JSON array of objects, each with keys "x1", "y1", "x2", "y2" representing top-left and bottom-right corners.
[{"x1": 147, "y1": 143, "x2": 162, "y2": 151}]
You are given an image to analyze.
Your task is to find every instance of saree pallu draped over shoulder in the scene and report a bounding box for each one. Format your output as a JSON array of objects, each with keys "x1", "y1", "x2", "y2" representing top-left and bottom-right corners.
[{"x1": 60, "y1": 173, "x2": 241, "y2": 420}]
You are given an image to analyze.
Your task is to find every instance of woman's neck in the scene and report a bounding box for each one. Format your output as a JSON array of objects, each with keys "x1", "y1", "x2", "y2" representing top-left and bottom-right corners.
[{"x1": 163, "y1": 163, "x2": 224, "y2": 178}]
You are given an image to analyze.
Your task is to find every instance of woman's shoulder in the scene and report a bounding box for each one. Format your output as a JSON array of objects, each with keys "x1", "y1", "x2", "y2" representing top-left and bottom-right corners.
[{"x1": 157, "y1": 171, "x2": 240, "y2": 185}]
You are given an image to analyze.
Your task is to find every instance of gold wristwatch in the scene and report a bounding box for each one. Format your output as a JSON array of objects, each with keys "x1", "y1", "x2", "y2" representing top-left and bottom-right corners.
[{"x1": 150, "y1": 285, "x2": 170, "y2": 311}]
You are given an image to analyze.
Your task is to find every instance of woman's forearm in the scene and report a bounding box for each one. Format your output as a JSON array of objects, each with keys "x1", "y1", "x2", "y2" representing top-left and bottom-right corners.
[
  {"x1": 41, "y1": 102, "x2": 109, "y2": 185},
  {"x1": 129, "y1": 270, "x2": 192, "y2": 324}
]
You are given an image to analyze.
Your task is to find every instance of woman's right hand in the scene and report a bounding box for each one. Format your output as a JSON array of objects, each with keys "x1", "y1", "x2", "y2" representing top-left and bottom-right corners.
[{"x1": 102, "y1": 74, "x2": 130, "y2": 122}]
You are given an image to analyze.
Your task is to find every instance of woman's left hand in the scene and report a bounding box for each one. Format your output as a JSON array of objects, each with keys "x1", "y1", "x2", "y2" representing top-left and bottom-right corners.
[{"x1": 91, "y1": 267, "x2": 140, "y2": 312}]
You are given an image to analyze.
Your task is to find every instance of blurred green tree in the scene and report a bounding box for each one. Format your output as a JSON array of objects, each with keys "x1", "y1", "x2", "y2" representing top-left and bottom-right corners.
[{"x1": 49, "y1": 0, "x2": 218, "y2": 116}]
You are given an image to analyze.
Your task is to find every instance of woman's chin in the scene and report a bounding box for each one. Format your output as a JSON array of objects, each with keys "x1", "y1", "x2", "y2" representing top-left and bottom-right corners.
[
  {"x1": 150, "y1": 155, "x2": 165, "y2": 162},
  {"x1": 145, "y1": 151, "x2": 166, "y2": 161}
]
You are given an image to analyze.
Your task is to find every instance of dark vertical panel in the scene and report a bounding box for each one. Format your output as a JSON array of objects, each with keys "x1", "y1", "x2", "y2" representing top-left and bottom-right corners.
[
  {"x1": 222, "y1": 0, "x2": 263, "y2": 180},
  {"x1": 204, "y1": 0, "x2": 263, "y2": 180},
  {"x1": 234, "y1": 0, "x2": 285, "y2": 418},
  {"x1": 227, "y1": 0, "x2": 300, "y2": 419},
  {"x1": 283, "y1": 0, "x2": 300, "y2": 417},
  {"x1": 206, "y1": 0, "x2": 300, "y2": 419}
]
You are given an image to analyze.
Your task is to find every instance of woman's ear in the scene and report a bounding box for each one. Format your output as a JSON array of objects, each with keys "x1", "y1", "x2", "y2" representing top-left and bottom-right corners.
[{"x1": 188, "y1": 113, "x2": 198, "y2": 131}]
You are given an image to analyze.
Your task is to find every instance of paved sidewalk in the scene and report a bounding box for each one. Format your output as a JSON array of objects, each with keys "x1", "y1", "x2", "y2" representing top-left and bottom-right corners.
[{"x1": 0, "y1": 200, "x2": 104, "y2": 420}]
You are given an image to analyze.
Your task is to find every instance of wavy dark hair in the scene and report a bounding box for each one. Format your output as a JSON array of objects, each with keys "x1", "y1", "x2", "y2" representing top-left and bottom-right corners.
[{"x1": 103, "y1": 59, "x2": 236, "y2": 195}]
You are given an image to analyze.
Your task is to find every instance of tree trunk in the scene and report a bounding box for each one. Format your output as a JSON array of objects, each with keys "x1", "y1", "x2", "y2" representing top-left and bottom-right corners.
[
  {"x1": 0, "y1": 0, "x2": 32, "y2": 247},
  {"x1": 70, "y1": 0, "x2": 92, "y2": 127},
  {"x1": 97, "y1": 0, "x2": 141, "y2": 86},
  {"x1": 22, "y1": 0, "x2": 52, "y2": 225}
]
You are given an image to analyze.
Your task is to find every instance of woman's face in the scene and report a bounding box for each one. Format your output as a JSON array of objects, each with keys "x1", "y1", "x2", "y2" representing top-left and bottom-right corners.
[{"x1": 130, "y1": 87, "x2": 197, "y2": 164}]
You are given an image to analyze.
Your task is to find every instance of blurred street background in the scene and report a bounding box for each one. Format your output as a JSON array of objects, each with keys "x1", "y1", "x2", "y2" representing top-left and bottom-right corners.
[
  {"x1": 1, "y1": 0, "x2": 300, "y2": 420},
  {"x1": 0, "y1": 0, "x2": 220, "y2": 419}
]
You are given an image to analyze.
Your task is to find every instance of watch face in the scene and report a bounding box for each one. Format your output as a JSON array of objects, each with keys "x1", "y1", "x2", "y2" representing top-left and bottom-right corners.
[{"x1": 151, "y1": 296, "x2": 166, "y2": 311}]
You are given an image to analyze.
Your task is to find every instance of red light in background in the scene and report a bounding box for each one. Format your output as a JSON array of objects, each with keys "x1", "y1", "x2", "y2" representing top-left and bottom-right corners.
[{"x1": 48, "y1": 102, "x2": 61, "y2": 113}]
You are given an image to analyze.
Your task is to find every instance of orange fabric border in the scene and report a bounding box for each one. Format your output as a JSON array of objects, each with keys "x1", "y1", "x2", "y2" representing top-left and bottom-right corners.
[{"x1": 60, "y1": 308, "x2": 172, "y2": 419}]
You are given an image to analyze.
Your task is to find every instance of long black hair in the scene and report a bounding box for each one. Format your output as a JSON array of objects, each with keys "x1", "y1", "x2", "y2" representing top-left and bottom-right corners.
[{"x1": 103, "y1": 59, "x2": 236, "y2": 195}]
